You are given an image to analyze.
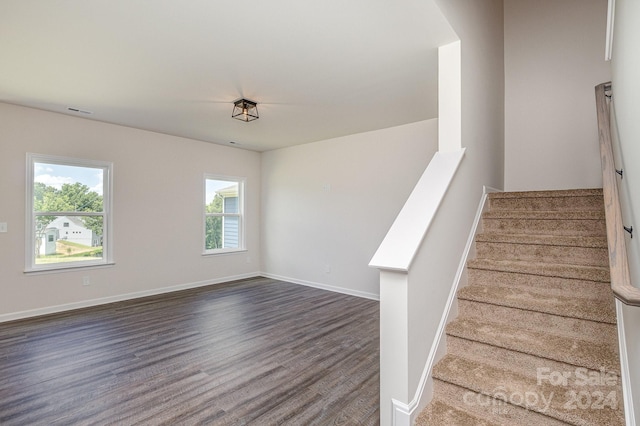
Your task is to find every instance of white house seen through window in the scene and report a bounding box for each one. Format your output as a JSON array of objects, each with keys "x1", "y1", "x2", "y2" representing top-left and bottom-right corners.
[
  {"x1": 26, "y1": 153, "x2": 113, "y2": 271},
  {"x1": 204, "y1": 176, "x2": 244, "y2": 254}
]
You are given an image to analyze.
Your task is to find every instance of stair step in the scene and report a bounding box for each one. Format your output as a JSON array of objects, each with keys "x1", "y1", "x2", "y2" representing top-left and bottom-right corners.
[
  {"x1": 419, "y1": 187, "x2": 622, "y2": 426},
  {"x1": 488, "y1": 189, "x2": 604, "y2": 212},
  {"x1": 433, "y1": 354, "x2": 625, "y2": 426},
  {"x1": 467, "y1": 268, "x2": 612, "y2": 301},
  {"x1": 476, "y1": 233, "x2": 608, "y2": 267},
  {"x1": 467, "y1": 258, "x2": 610, "y2": 282},
  {"x1": 457, "y1": 285, "x2": 616, "y2": 324},
  {"x1": 415, "y1": 398, "x2": 502, "y2": 426},
  {"x1": 432, "y1": 380, "x2": 577, "y2": 426},
  {"x1": 476, "y1": 233, "x2": 608, "y2": 248},
  {"x1": 446, "y1": 335, "x2": 620, "y2": 386},
  {"x1": 484, "y1": 210, "x2": 606, "y2": 220},
  {"x1": 482, "y1": 210, "x2": 606, "y2": 236},
  {"x1": 446, "y1": 317, "x2": 620, "y2": 372},
  {"x1": 457, "y1": 299, "x2": 618, "y2": 346}
]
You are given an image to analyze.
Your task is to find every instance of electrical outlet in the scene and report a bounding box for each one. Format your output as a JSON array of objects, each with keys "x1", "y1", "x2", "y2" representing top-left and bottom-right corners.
[
  {"x1": 325, "y1": 264, "x2": 332, "y2": 274},
  {"x1": 82, "y1": 276, "x2": 91, "y2": 286},
  {"x1": 0, "y1": 223, "x2": 7, "y2": 233}
]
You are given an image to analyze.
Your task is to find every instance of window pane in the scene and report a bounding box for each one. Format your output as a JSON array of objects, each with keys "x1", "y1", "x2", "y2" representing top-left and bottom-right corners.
[
  {"x1": 34, "y1": 215, "x2": 103, "y2": 265},
  {"x1": 206, "y1": 180, "x2": 239, "y2": 211},
  {"x1": 34, "y1": 163, "x2": 104, "y2": 213},
  {"x1": 223, "y1": 216, "x2": 239, "y2": 248},
  {"x1": 205, "y1": 216, "x2": 223, "y2": 250},
  {"x1": 223, "y1": 196, "x2": 239, "y2": 214}
]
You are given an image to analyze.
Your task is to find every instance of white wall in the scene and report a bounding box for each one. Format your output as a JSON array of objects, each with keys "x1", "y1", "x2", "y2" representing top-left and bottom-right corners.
[
  {"x1": 260, "y1": 120, "x2": 439, "y2": 299},
  {"x1": 434, "y1": 0, "x2": 505, "y2": 189},
  {"x1": 611, "y1": 0, "x2": 640, "y2": 419},
  {"x1": 504, "y1": 0, "x2": 611, "y2": 191},
  {"x1": 0, "y1": 103, "x2": 261, "y2": 319}
]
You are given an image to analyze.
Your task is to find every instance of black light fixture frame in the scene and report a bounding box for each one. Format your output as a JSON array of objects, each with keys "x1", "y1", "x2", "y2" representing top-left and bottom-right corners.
[{"x1": 232, "y1": 99, "x2": 259, "y2": 122}]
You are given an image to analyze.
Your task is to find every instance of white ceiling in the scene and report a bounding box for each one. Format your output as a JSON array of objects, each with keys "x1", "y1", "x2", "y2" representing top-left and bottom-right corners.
[{"x1": 0, "y1": 1, "x2": 457, "y2": 151}]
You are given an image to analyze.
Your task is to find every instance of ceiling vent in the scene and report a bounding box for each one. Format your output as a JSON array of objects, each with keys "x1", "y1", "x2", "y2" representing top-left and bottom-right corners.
[{"x1": 67, "y1": 107, "x2": 93, "y2": 115}]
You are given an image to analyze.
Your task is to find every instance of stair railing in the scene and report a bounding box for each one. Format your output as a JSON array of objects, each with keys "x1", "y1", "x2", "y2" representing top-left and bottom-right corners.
[{"x1": 595, "y1": 82, "x2": 640, "y2": 306}]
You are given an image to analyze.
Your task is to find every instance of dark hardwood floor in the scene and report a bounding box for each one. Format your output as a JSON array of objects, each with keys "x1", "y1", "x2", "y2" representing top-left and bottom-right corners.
[{"x1": 0, "y1": 277, "x2": 380, "y2": 425}]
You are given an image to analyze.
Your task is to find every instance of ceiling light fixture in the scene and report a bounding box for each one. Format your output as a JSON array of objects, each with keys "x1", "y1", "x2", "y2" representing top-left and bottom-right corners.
[{"x1": 232, "y1": 99, "x2": 259, "y2": 122}]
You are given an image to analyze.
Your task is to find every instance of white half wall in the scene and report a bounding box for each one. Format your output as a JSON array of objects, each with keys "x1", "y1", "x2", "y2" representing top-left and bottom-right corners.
[
  {"x1": 373, "y1": 1, "x2": 505, "y2": 424},
  {"x1": 504, "y1": 0, "x2": 611, "y2": 191},
  {"x1": 0, "y1": 103, "x2": 261, "y2": 318},
  {"x1": 260, "y1": 120, "x2": 439, "y2": 298}
]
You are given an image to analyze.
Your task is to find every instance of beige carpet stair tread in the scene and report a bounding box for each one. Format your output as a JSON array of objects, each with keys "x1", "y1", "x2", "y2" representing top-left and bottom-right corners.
[
  {"x1": 482, "y1": 210, "x2": 605, "y2": 220},
  {"x1": 458, "y1": 299, "x2": 618, "y2": 345},
  {"x1": 467, "y1": 268, "x2": 612, "y2": 300},
  {"x1": 481, "y1": 215, "x2": 606, "y2": 237},
  {"x1": 488, "y1": 189, "x2": 604, "y2": 213},
  {"x1": 476, "y1": 233, "x2": 608, "y2": 248},
  {"x1": 488, "y1": 189, "x2": 603, "y2": 199},
  {"x1": 432, "y1": 380, "x2": 573, "y2": 426},
  {"x1": 467, "y1": 258, "x2": 610, "y2": 282},
  {"x1": 475, "y1": 240, "x2": 608, "y2": 267},
  {"x1": 415, "y1": 399, "x2": 501, "y2": 426},
  {"x1": 457, "y1": 285, "x2": 616, "y2": 323},
  {"x1": 447, "y1": 317, "x2": 620, "y2": 371},
  {"x1": 433, "y1": 354, "x2": 625, "y2": 426},
  {"x1": 446, "y1": 335, "x2": 620, "y2": 386}
]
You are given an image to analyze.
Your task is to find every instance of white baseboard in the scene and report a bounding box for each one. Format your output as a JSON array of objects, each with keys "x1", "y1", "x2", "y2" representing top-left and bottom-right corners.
[
  {"x1": 615, "y1": 300, "x2": 637, "y2": 426},
  {"x1": 0, "y1": 272, "x2": 262, "y2": 323},
  {"x1": 260, "y1": 272, "x2": 380, "y2": 301},
  {"x1": 1, "y1": 272, "x2": 378, "y2": 323},
  {"x1": 391, "y1": 398, "x2": 413, "y2": 426},
  {"x1": 393, "y1": 186, "x2": 500, "y2": 425}
]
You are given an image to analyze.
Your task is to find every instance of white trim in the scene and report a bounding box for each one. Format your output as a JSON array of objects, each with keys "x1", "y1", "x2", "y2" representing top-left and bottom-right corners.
[
  {"x1": 2, "y1": 272, "x2": 378, "y2": 323},
  {"x1": 615, "y1": 300, "x2": 637, "y2": 426},
  {"x1": 201, "y1": 248, "x2": 248, "y2": 257},
  {"x1": 393, "y1": 185, "x2": 501, "y2": 425},
  {"x1": 391, "y1": 398, "x2": 412, "y2": 426},
  {"x1": 369, "y1": 149, "x2": 466, "y2": 272},
  {"x1": 203, "y1": 174, "x2": 246, "y2": 254},
  {"x1": 605, "y1": 0, "x2": 616, "y2": 61},
  {"x1": 25, "y1": 153, "x2": 114, "y2": 273},
  {"x1": 260, "y1": 272, "x2": 380, "y2": 301},
  {"x1": 24, "y1": 262, "x2": 116, "y2": 275},
  {"x1": 0, "y1": 272, "x2": 261, "y2": 324}
]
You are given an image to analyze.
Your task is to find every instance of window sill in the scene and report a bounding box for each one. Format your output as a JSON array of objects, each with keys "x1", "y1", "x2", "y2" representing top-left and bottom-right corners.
[
  {"x1": 24, "y1": 262, "x2": 116, "y2": 275},
  {"x1": 202, "y1": 249, "x2": 247, "y2": 257}
]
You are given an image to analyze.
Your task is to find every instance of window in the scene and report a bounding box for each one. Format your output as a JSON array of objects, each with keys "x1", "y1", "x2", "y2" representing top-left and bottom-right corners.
[
  {"x1": 26, "y1": 153, "x2": 113, "y2": 271},
  {"x1": 204, "y1": 175, "x2": 244, "y2": 254}
]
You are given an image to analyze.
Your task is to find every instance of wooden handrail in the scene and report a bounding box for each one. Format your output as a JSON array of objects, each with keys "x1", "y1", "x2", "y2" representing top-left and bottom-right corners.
[{"x1": 595, "y1": 82, "x2": 640, "y2": 306}]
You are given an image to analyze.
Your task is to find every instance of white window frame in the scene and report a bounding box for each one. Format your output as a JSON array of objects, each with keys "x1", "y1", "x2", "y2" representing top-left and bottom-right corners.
[
  {"x1": 203, "y1": 174, "x2": 245, "y2": 255},
  {"x1": 25, "y1": 153, "x2": 114, "y2": 272}
]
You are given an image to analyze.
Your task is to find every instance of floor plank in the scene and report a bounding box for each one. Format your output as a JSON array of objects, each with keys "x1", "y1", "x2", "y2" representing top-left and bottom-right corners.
[{"x1": 0, "y1": 277, "x2": 380, "y2": 425}]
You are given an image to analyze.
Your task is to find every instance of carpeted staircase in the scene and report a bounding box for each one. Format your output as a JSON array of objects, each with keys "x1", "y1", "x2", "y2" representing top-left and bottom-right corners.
[{"x1": 416, "y1": 189, "x2": 625, "y2": 425}]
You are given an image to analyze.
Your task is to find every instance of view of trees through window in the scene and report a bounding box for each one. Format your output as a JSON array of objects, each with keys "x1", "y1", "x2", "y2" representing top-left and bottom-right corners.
[
  {"x1": 205, "y1": 190, "x2": 224, "y2": 250},
  {"x1": 32, "y1": 161, "x2": 105, "y2": 265},
  {"x1": 205, "y1": 178, "x2": 242, "y2": 252}
]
